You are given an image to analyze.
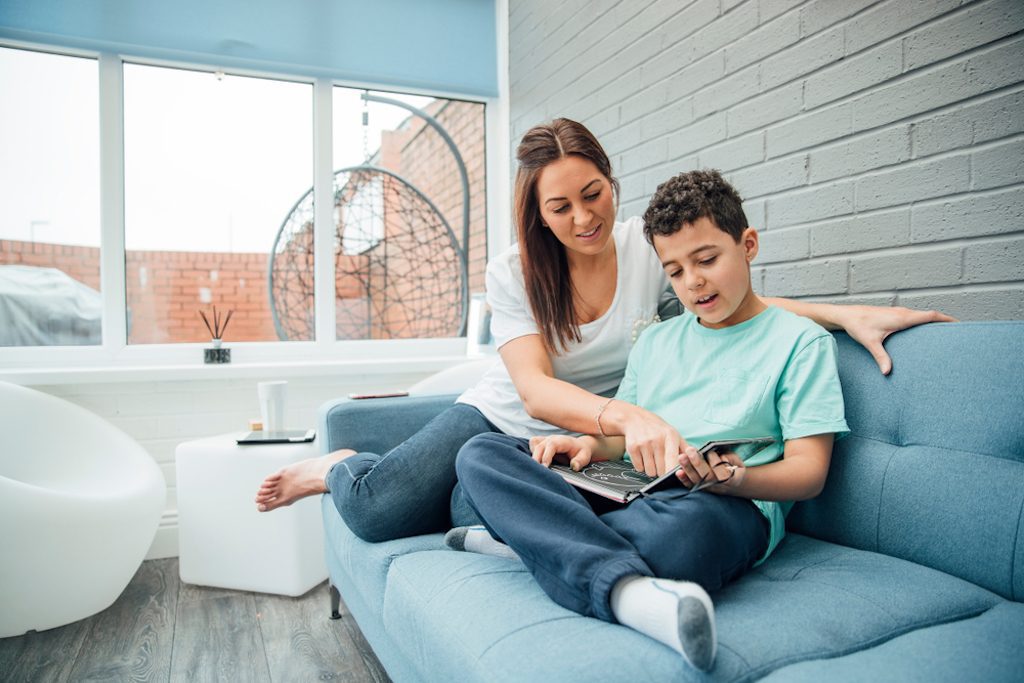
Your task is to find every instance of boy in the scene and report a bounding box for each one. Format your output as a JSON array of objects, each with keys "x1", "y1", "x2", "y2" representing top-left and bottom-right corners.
[{"x1": 448, "y1": 169, "x2": 849, "y2": 671}]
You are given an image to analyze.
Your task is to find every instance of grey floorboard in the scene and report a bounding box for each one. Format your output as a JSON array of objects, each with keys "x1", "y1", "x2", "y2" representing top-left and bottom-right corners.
[
  {"x1": 254, "y1": 583, "x2": 377, "y2": 683},
  {"x1": 0, "y1": 558, "x2": 386, "y2": 683},
  {"x1": 0, "y1": 616, "x2": 91, "y2": 683},
  {"x1": 64, "y1": 558, "x2": 179, "y2": 683},
  {"x1": 169, "y1": 592, "x2": 272, "y2": 683}
]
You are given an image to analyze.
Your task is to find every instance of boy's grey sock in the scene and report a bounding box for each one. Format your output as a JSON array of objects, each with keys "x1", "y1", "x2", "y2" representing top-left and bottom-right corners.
[
  {"x1": 444, "y1": 526, "x2": 520, "y2": 561},
  {"x1": 610, "y1": 575, "x2": 717, "y2": 671}
]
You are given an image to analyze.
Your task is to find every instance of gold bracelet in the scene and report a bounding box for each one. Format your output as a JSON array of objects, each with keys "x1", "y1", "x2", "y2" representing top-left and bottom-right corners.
[{"x1": 595, "y1": 397, "x2": 615, "y2": 438}]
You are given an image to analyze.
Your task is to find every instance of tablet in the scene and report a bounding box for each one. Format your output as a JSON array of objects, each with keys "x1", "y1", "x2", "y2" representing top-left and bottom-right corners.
[{"x1": 236, "y1": 429, "x2": 316, "y2": 445}]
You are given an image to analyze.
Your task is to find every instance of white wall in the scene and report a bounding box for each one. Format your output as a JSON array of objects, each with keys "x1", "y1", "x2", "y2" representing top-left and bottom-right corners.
[{"x1": 508, "y1": 0, "x2": 1024, "y2": 319}]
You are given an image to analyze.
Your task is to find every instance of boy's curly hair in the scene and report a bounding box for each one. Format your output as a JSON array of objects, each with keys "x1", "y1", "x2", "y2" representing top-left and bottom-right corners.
[{"x1": 642, "y1": 169, "x2": 748, "y2": 244}]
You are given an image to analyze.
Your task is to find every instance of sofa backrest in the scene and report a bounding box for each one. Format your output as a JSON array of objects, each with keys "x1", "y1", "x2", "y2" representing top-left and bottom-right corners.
[{"x1": 788, "y1": 321, "x2": 1024, "y2": 601}]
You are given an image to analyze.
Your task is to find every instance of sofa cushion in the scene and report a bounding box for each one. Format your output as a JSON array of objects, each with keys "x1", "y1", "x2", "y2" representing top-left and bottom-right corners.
[
  {"x1": 380, "y1": 533, "x2": 1001, "y2": 681},
  {"x1": 790, "y1": 323, "x2": 1024, "y2": 601},
  {"x1": 320, "y1": 494, "x2": 444, "y2": 617},
  {"x1": 760, "y1": 601, "x2": 1024, "y2": 683}
]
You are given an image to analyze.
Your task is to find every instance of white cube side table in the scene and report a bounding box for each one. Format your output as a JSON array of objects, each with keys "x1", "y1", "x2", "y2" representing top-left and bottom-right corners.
[{"x1": 175, "y1": 433, "x2": 327, "y2": 596}]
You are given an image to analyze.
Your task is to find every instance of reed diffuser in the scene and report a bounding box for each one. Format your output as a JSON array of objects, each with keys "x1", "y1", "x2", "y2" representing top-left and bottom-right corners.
[{"x1": 199, "y1": 305, "x2": 233, "y2": 364}]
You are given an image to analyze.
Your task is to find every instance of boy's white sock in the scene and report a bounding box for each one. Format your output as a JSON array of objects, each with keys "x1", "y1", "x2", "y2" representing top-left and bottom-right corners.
[
  {"x1": 610, "y1": 575, "x2": 717, "y2": 671},
  {"x1": 444, "y1": 526, "x2": 520, "y2": 561}
]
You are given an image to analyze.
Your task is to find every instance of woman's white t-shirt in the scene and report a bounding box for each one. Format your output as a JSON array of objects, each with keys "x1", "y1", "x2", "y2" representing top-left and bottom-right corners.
[{"x1": 457, "y1": 216, "x2": 669, "y2": 438}]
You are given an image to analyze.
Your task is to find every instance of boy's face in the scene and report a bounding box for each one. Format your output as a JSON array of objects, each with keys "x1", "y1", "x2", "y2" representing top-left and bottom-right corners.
[{"x1": 653, "y1": 216, "x2": 762, "y2": 329}]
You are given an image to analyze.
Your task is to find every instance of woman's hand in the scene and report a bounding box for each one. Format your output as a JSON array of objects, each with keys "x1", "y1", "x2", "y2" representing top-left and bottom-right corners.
[
  {"x1": 837, "y1": 305, "x2": 956, "y2": 375},
  {"x1": 620, "y1": 407, "x2": 689, "y2": 477},
  {"x1": 529, "y1": 435, "x2": 593, "y2": 470}
]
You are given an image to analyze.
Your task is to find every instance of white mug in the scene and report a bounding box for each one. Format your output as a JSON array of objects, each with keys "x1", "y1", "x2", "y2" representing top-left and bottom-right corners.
[{"x1": 257, "y1": 381, "x2": 287, "y2": 432}]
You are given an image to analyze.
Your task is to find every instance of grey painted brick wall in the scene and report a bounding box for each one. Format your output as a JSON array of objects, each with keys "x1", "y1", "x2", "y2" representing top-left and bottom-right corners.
[{"x1": 508, "y1": 0, "x2": 1024, "y2": 319}]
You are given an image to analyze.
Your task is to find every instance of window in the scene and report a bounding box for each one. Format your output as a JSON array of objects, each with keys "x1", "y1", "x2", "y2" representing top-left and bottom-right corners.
[
  {"x1": 123, "y1": 64, "x2": 313, "y2": 343},
  {"x1": 0, "y1": 47, "x2": 101, "y2": 347},
  {"x1": 0, "y1": 44, "x2": 495, "y2": 364},
  {"x1": 328, "y1": 88, "x2": 487, "y2": 342}
]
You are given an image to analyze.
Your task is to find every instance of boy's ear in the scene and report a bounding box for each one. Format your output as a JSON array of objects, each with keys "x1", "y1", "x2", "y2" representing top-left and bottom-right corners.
[{"x1": 742, "y1": 227, "x2": 759, "y2": 262}]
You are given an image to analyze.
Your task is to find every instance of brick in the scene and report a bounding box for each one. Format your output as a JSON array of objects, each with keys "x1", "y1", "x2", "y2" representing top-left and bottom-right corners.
[
  {"x1": 904, "y1": 0, "x2": 1024, "y2": 71},
  {"x1": 897, "y1": 286, "x2": 1024, "y2": 320},
  {"x1": 743, "y1": 197, "x2": 766, "y2": 227},
  {"x1": 855, "y1": 153, "x2": 970, "y2": 211},
  {"x1": 972, "y1": 138, "x2": 1024, "y2": 191},
  {"x1": 691, "y1": 1, "x2": 759, "y2": 62},
  {"x1": 762, "y1": 26, "x2": 844, "y2": 91},
  {"x1": 619, "y1": 137, "x2": 670, "y2": 174},
  {"x1": 663, "y1": 52, "x2": 726, "y2": 102},
  {"x1": 972, "y1": 89, "x2": 1024, "y2": 144},
  {"x1": 724, "y1": 10, "x2": 801, "y2": 74},
  {"x1": 910, "y1": 106, "x2": 975, "y2": 158},
  {"x1": 760, "y1": 0, "x2": 804, "y2": 24},
  {"x1": 698, "y1": 131, "x2": 764, "y2": 172},
  {"x1": 767, "y1": 180, "x2": 855, "y2": 228},
  {"x1": 845, "y1": 0, "x2": 961, "y2": 54},
  {"x1": 766, "y1": 103, "x2": 853, "y2": 158},
  {"x1": 809, "y1": 125, "x2": 911, "y2": 183},
  {"x1": 668, "y1": 113, "x2": 728, "y2": 158},
  {"x1": 763, "y1": 258, "x2": 849, "y2": 297},
  {"x1": 692, "y1": 64, "x2": 760, "y2": 120},
  {"x1": 803, "y1": 293, "x2": 899, "y2": 307},
  {"x1": 963, "y1": 236, "x2": 1024, "y2": 284},
  {"x1": 722, "y1": 0, "x2": 748, "y2": 12},
  {"x1": 640, "y1": 0, "x2": 722, "y2": 87},
  {"x1": 756, "y1": 225, "x2": 810, "y2": 264},
  {"x1": 730, "y1": 154, "x2": 808, "y2": 198},
  {"x1": 850, "y1": 246, "x2": 961, "y2": 293},
  {"x1": 853, "y1": 37, "x2": 1024, "y2": 131},
  {"x1": 804, "y1": 40, "x2": 902, "y2": 110},
  {"x1": 728, "y1": 81, "x2": 804, "y2": 136},
  {"x1": 638, "y1": 98, "x2": 695, "y2": 142},
  {"x1": 643, "y1": 155, "x2": 699, "y2": 197},
  {"x1": 810, "y1": 209, "x2": 911, "y2": 257},
  {"x1": 800, "y1": 0, "x2": 878, "y2": 37}
]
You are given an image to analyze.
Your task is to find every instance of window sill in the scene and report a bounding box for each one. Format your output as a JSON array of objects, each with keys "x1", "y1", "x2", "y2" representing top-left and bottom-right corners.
[{"x1": 0, "y1": 355, "x2": 470, "y2": 386}]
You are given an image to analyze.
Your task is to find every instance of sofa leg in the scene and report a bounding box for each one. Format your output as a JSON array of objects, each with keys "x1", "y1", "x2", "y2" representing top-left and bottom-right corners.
[{"x1": 329, "y1": 582, "x2": 342, "y2": 620}]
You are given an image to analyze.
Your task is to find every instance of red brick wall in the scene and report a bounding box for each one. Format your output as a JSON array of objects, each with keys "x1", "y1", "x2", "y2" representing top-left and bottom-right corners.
[{"x1": 1, "y1": 240, "x2": 277, "y2": 343}]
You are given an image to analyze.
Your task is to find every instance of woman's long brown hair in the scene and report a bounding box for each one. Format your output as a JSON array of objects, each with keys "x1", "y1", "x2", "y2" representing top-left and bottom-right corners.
[{"x1": 514, "y1": 118, "x2": 619, "y2": 354}]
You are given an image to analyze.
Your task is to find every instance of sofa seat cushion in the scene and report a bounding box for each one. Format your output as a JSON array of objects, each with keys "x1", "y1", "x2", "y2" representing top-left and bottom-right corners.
[
  {"x1": 320, "y1": 494, "x2": 444, "y2": 619},
  {"x1": 760, "y1": 601, "x2": 1024, "y2": 682},
  {"x1": 381, "y1": 533, "x2": 1003, "y2": 682}
]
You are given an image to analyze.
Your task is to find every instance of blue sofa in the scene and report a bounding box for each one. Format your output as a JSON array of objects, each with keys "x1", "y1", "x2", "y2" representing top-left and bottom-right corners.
[{"x1": 318, "y1": 321, "x2": 1024, "y2": 682}]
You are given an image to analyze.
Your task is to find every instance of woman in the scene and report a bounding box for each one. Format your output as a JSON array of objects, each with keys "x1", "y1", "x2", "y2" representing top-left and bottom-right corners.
[{"x1": 254, "y1": 118, "x2": 951, "y2": 540}]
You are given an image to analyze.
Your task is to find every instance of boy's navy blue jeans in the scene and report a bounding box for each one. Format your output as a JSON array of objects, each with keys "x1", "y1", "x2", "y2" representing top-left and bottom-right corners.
[
  {"x1": 456, "y1": 433, "x2": 770, "y2": 623},
  {"x1": 325, "y1": 403, "x2": 497, "y2": 542}
]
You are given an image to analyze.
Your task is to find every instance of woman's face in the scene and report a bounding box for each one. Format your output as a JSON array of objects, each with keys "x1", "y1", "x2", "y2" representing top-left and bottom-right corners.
[{"x1": 535, "y1": 155, "x2": 616, "y2": 260}]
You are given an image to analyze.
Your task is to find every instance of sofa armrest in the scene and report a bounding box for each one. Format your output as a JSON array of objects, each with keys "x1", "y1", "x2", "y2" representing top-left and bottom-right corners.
[{"x1": 316, "y1": 393, "x2": 458, "y2": 455}]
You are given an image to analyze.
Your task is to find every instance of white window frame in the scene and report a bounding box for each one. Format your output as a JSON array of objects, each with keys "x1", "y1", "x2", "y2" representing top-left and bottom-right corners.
[{"x1": 0, "y1": 19, "x2": 510, "y2": 382}]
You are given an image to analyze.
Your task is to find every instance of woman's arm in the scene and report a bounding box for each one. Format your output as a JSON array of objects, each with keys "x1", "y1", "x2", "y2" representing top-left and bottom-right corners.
[
  {"x1": 500, "y1": 335, "x2": 686, "y2": 477},
  {"x1": 762, "y1": 298, "x2": 956, "y2": 375}
]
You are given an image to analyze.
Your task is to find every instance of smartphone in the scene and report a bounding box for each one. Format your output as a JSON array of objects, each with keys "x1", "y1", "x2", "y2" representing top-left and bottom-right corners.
[{"x1": 347, "y1": 391, "x2": 410, "y2": 400}]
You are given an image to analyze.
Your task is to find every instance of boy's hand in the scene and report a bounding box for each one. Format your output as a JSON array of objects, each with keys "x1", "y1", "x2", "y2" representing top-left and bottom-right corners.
[
  {"x1": 529, "y1": 435, "x2": 592, "y2": 470},
  {"x1": 676, "y1": 448, "x2": 745, "y2": 491}
]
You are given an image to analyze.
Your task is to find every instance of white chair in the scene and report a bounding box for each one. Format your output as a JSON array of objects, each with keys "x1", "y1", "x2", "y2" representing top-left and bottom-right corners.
[{"x1": 0, "y1": 381, "x2": 166, "y2": 637}]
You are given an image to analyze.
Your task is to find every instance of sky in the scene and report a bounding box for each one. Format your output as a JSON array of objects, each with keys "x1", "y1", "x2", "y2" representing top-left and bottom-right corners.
[{"x1": 0, "y1": 46, "x2": 432, "y2": 253}]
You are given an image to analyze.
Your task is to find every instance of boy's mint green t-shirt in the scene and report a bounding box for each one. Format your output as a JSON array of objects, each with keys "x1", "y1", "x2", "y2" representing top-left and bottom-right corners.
[{"x1": 614, "y1": 306, "x2": 849, "y2": 561}]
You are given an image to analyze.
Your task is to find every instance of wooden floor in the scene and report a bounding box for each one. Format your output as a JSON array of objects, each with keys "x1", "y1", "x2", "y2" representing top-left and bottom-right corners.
[{"x1": 0, "y1": 558, "x2": 390, "y2": 683}]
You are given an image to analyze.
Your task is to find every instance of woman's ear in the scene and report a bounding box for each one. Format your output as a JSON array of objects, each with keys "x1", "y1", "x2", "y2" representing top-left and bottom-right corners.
[{"x1": 742, "y1": 227, "x2": 759, "y2": 262}]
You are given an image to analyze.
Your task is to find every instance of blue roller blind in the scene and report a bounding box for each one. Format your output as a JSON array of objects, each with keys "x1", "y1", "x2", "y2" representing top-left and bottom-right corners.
[{"x1": 0, "y1": 0, "x2": 498, "y2": 97}]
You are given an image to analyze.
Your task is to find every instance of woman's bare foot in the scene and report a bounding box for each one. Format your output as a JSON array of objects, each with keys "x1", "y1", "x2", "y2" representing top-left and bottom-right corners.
[{"x1": 255, "y1": 449, "x2": 356, "y2": 512}]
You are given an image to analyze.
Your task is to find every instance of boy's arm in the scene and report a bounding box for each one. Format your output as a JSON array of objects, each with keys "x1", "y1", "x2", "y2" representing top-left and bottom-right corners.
[
  {"x1": 681, "y1": 434, "x2": 834, "y2": 500},
  {"x1": 761, "y1": 297, "x2": 955, "y2": 375}
]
